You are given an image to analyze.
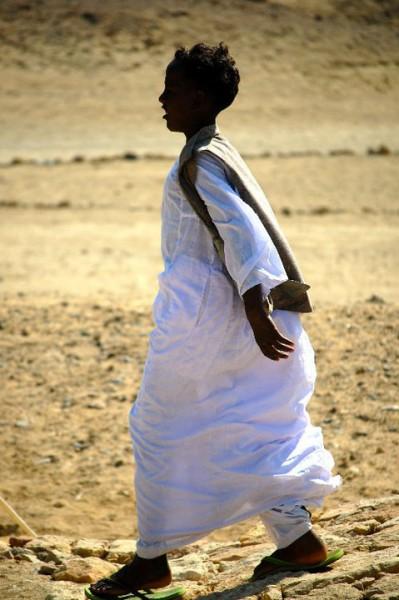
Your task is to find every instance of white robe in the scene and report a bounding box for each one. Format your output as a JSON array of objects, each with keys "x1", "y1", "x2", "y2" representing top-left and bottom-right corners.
[{"x1": 129, "y1": 152, "x2": 341, "y2": 558}]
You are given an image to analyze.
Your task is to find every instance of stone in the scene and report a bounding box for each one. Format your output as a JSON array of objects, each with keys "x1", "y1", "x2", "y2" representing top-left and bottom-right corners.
[
  {"x1": 106, "y1": 538, "x2": 136, "y2": 563},
  {"x1": 9, "y1": 535, "x2": 33, "y2": 547},
  {"x1": 71, "y1": 538, "x2": 108, "y2": 558},
  {"x1": 10, "y1": 546, "x2": 41, "y2": 563},
  {"x1": 39, "y1": 563, "x2": 59, "y2": 575},
  {"x1": 26, "y1": 535, "x2": 73, "y2": 556},
  {"x1": 52, "y1": 556, "x2": 116, "y2": 583},
  {"x1": 0, "y1": 542, "x2": 13, "y2": 560},
  {"x1": 36, "y1": 547, "x2": 68, "y2": 565},
  {"x1": 378, "y1": 556, "x2": 399, "y2": 574},
  {"x1": 260, "y1": 586, "x2": 283, "y2": 600},
  {"x1": 364, "y1": 574, "x2": 399, "y2": 599},
  {"x1": 352, "y1": 519, "x2": 381, "y2": 535},
  {"x1": 171, "y1": 552, "x2": 215, "y2": 581}
]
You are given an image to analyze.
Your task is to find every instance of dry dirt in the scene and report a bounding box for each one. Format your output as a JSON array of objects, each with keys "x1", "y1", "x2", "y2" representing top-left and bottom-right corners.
[{"x1": 0, "y1": 2, "x2": 398, "y2": 596}]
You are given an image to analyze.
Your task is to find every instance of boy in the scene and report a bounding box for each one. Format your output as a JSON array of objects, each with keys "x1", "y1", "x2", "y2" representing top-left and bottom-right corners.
[{"x1": 88, "y1": 43, "x2": 341, "y2": 599}]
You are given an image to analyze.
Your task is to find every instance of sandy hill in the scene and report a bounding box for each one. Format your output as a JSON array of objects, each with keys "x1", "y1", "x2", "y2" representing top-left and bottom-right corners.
[{"x1": 1, "y1": 0, "x2": 398, "y2": 160}]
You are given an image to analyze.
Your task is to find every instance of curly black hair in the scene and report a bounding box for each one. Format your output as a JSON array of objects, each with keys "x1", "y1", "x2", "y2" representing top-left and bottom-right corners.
[{"x1": 172, "y1": 42, "x2": 240, "y2": 113}]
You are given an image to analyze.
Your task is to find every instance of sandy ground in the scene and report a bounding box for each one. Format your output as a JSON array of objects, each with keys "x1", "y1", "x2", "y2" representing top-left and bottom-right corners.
[{"x1": 0, "y1": 0, "x2": 398, "y2": 549}]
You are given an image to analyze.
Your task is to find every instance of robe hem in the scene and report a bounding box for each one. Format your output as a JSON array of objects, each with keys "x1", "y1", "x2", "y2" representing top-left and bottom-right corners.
[{"x1": 136, "y1": 477, "x2": 341, "y2": 558}]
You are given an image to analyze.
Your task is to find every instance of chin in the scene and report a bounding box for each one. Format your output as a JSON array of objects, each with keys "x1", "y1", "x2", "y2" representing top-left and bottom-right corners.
[{"x1": 164, "y1": 118, "x2": 183, "y2": 133}]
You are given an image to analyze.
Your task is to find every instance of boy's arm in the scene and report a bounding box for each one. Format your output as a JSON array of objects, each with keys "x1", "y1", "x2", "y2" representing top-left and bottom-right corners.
[{"x1": 243, "y1": 284, "x2": 295, "y2": 361}]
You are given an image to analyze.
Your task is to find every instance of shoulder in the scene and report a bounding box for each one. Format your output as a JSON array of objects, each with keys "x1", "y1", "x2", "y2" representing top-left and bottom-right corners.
[{"x1": 195, "y1": 150, "x2": 227, "y2": 180}]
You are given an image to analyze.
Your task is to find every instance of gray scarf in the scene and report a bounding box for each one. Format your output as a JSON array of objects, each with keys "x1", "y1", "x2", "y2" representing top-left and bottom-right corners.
[{"x1": 178, "y1": 123, "x2": 312, "y2": 313}]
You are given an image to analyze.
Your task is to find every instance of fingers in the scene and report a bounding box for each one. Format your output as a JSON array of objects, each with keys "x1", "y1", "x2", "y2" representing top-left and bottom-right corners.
[
  {"x1": 263, "y1": 347, "x2": 291, "y2": 361},
  {"x1": 269, "y1": 321, "x2": 295, "y2": 349},
  {"x1": 256, "y1": 338, "x2": 293, "y2": 360},
  {"x1": 273, "y1": 339, "x2": 295, "y2": 353},
  {"x1": 258, "y1": 330, "x2": 295, "y2": 361}
]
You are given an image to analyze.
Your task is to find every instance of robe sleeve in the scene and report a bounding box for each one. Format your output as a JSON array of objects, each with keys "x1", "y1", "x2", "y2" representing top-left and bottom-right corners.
[{"x1": 194, "y1": 151, "x2": 287, "y2": 297}]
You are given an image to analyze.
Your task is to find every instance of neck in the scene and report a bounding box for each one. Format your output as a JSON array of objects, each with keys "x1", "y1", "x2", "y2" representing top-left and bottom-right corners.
[{"x1": 184, "y1": 118, "x2": 216, "y2": 141}]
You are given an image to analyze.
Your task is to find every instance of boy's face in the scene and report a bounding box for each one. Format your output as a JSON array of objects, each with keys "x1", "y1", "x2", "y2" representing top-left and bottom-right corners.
[{"x1": 159, "y1": 61, "x2": 210, "y2": 136}]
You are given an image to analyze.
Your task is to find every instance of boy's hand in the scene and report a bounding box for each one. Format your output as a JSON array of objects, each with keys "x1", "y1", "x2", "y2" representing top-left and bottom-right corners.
[{"x1": 243, "y1": 284, "x2": 295, "y2": 361}]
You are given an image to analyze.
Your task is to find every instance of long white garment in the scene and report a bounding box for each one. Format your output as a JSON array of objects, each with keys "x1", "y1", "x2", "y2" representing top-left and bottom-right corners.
[{"x1": 129, "y1": 151, "x2": 341, "y2": 559}]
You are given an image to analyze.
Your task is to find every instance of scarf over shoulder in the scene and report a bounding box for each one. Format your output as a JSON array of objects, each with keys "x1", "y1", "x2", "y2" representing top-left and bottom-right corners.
[{"x1": 178, "y1": 123, "x2": 312, "y2": 314}]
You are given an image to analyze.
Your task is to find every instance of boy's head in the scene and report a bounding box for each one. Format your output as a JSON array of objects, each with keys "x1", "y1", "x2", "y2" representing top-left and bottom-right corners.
[{"x1": 159, "y1": 42, "x2": 240, "y2": 138}]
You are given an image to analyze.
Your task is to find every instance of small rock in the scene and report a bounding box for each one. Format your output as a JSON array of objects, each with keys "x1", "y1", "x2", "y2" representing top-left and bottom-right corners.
[
  {"x1": 62, "y1": 397, "x2": 74, "y2": 409},
  {"x1": 85, "y1": 401, "x2": 106, "y2": 409},
  {"x1": 11, "y1": 546, "x2": 41, "y2": 563},
  {"x1": 378, "y1": 556, "x2": 399, "y2": 574},
  {"x1": 39, "y1": 563, "x2": 59, "y2": 575},
  {"x1": 9, "y1": 535, "x2": 32, "y2": 547},
  {"x1": 261, "y1": 588, "x2": 283, "y2": 600},
  {"x1": 0, "y1": 541, "x2": 13, "y2": 559},
  {"x1": 367, "y1": 145, "x2": 390, "y2": 156},
  {"x1": 353, "y1": 577, "x2": 378, "y2": 590},
  {"x1": 26, "y1": 535, "x2": 72, "y2": 557},
  {"x1": 171, "y1": 552, "x2": 214, "y2": 581},
  {"x1": 367, "y1": 294, "x2": 385, "y2": 304},
  {"x1": 106, "y1": 539, "x2": 136, "y2": 563},
  {"x1": 123, "y1": 152, "x2": 138, "y2": 161},
  {"x1": 53, "y1": 556, "x2": 116, "y2": 583},
  {"x1": 109, "y1": 378, "x2": 124, "y2": 386},
  {"x1": 71, "y1": 538, "x2": 108, "y2": 559},
  {"x1": 352, "y1": 519, "x2": 380, "y2": 535},
  {"x1": 15, "y1": 418, "x2": 30, "y2": 428},
  {"x1": 365, "y1": 573, "x2": 399, "y2": 598},
  {"x1": 36, "y1": 548, "x2": 68, "y2": 565},
  {"x1": 36, "y1": 455, "x2": 59, "y2": 464},
  {"x1": 73, "y1": 440, "x2": 91, "y2": 452}
]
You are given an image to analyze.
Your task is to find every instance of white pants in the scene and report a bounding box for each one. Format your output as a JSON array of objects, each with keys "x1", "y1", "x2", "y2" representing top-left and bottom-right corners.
[
  {"x1": 136, "y1": 504, "x2": 312, "y2": 558},
  {"x1": 260, "y1": 504, "x2": 312, "y2": 549}
]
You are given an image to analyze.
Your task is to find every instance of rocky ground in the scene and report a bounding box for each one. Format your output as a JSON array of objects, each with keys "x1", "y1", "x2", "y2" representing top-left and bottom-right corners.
[{"x1": 1, "y1": 496, "x2": 399, "y2": 599}]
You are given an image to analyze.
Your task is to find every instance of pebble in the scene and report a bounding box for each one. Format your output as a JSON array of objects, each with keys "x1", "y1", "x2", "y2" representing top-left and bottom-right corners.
[
  {"x1": 26, "y1": 535, "x2": 72, "y2": 556},
  {"x1": 171, "y1": 552, "x2": 215, "y2": 581},
  {"x1": 52, "y1": 556, "x2": 116, "y2": 583},
  {"x1": 39, "y1": 563, "x2": 59, "y2": 575},
  {"x1": 367, "y1": 294, "x2": 385, "y2": 304},
  {"x1": 62, "y1": 397, "x2": 74, "y2": 409},
  {"x1": 352, "y1": 519, "x2": 380, "y2": 535},
  {"x1": 109, "y1": 378, "x2": 124, "y2": 386},
  {"x1": 106, "y1": 539, "x2": 136, "y2": 563},
  {"x1": 10, "y1": 547, "x2": 41, "y2": 563},
  {"x1": 71, "y1": 538, "x2": 108, "y2": 558},
  {"x1": 9, "y1": 535, "x2": 33, "y2": 547},
  {"x1": 85, "y1": 401, "x2": 106, "y2": 409}
]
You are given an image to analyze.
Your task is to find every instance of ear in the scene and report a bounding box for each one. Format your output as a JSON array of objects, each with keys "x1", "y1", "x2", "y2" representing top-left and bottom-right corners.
[{"x1": 192, "y1": 88, "x2": 208, "y2": 111}]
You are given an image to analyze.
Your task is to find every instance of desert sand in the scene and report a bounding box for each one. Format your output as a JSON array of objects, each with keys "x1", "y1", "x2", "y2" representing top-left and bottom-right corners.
[{"x1": 0, "y1": 1, "x2": 398, "y2": 598}]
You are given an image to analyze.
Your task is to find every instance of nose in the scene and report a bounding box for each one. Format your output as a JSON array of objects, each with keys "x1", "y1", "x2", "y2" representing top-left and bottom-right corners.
[{"x1": 158, "y1": 90, "x2": 165, "y2": 104}]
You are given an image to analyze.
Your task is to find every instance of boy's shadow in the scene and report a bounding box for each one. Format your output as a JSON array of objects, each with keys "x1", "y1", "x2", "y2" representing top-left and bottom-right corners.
[{"x1": 195, "y1": 566, "x2": 331, "y2": 599}]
